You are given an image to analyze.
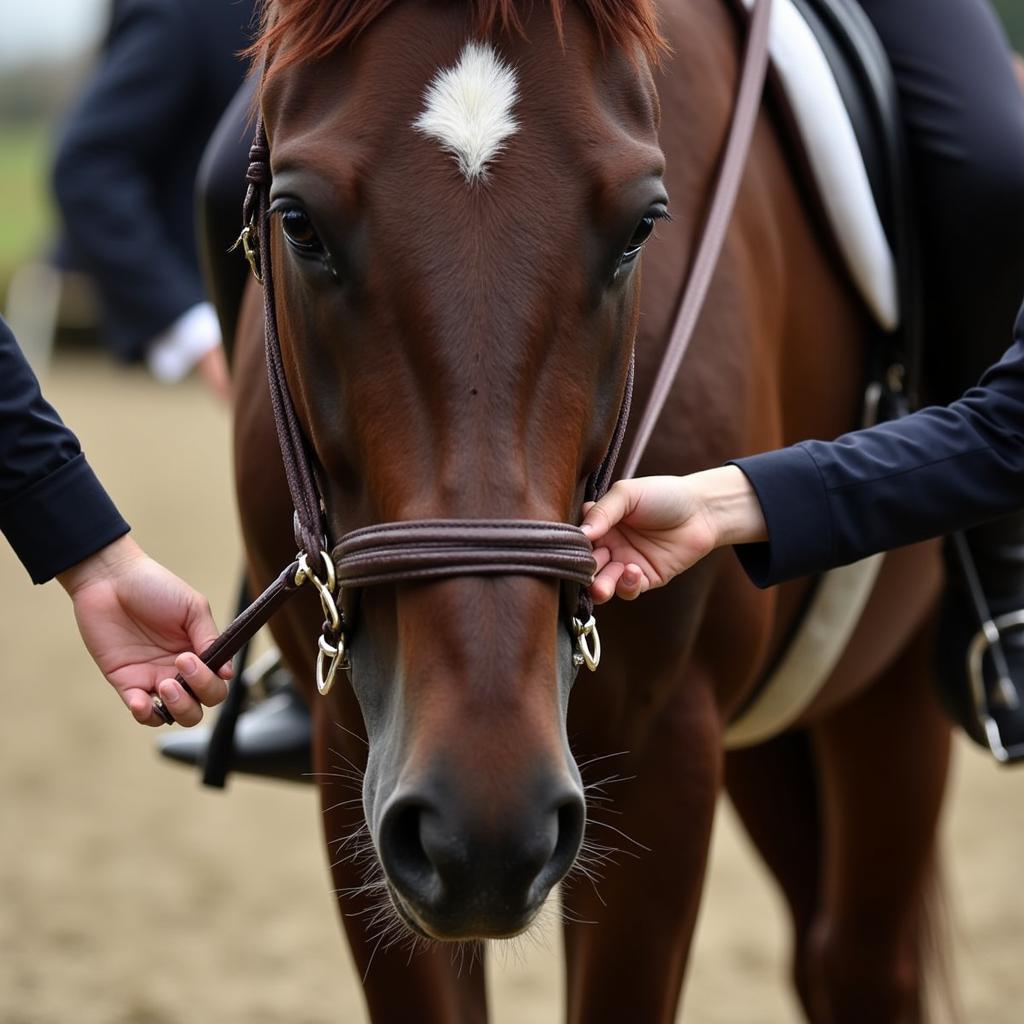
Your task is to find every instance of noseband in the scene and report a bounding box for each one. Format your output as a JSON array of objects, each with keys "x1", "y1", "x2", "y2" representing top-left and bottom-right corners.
[{"x1": 153, "y1": 0, "x2": 771, "y2": 724}]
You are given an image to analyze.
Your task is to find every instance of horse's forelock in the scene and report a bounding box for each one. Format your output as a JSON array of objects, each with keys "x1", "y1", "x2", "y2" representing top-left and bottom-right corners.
[{"x1": 248, "y1": 0, "x2": 666, "y2": 82}]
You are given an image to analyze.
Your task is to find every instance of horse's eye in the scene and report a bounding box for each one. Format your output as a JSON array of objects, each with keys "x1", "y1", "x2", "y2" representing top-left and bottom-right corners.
[
  {"x1": 621, "y1": 214, "x2": 657, "y2": 263},
  {"x1": 280, "y1": 208, "x2": 323, "y2": 253}
]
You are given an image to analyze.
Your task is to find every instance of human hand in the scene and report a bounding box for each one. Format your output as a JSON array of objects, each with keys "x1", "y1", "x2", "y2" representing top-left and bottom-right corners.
[
  {"x1": 58, "y1": 535, "x2": 232, "y2": 726},
  {"x1": 580, "y1": 466, "x2": 767, "y2": 603},
  {"x1": 195, "y1": 344, "x2": 231, "y2": 404},
  {"x1": 146, "y1": 304, "x2": 229, "y2": 400}
]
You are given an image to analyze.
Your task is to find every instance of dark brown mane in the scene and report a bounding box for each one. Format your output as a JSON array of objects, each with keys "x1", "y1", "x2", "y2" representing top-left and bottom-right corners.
[{"x1": 250, "y1": 0, "x2": 666, "y2": 81}]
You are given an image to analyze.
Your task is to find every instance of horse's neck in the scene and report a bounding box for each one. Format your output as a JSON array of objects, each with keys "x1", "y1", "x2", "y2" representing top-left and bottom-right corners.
[
  {"x1": 648, "y1": 0, "x2": 870, "y2": 469},
  {"x1": 604, "y1": 0, "x2": 874, "y2": 722}
]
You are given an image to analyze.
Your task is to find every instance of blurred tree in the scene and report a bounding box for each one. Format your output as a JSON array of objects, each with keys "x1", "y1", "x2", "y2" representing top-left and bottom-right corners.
[
  {"x1": 992, "y1": 0, "x2": 1024, "y2": 48},
  {"x1": 0, "y1": 59, "x2": 90, "y2": 124}
]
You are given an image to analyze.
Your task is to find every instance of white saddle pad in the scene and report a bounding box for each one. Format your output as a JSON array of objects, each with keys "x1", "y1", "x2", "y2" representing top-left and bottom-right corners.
[
  {"x1": 741, "y1": 0, "x2": 900, "y2": 330},
  {"x1": 725, "y1": 0, "x2": 895, "y2": 747}
]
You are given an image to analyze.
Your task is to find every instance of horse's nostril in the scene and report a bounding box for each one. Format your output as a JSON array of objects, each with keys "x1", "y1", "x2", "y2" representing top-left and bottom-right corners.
[
  {"x1": 540, "y1": 791, "x2": 586, "y2": 891},
  {"x1": 379, "y1": 800, "x2": 436, "y2": 894},
  {"x1": 557, "y1": 794, "x2": 586, "y2": 863}
]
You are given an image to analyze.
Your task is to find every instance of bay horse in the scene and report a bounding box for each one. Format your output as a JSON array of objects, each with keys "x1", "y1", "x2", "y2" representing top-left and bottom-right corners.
[{"x1": 230, "y1": 0, "x2": 950, "y2": 1019}]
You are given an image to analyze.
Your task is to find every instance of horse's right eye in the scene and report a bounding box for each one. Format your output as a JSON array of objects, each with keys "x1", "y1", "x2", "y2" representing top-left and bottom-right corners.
[{"x1": 280, "y1": 208, "x2": 323, "y2": 253}]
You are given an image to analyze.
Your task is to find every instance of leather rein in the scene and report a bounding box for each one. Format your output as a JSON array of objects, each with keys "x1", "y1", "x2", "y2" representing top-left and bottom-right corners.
[{"x1": 153, "y1": 0, "x2": 773, "y2": 725}]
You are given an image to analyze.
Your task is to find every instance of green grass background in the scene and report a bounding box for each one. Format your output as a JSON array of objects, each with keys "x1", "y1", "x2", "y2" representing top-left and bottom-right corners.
[{"x1": 0, "y1": 121, "x2": 52, "y2": 293}]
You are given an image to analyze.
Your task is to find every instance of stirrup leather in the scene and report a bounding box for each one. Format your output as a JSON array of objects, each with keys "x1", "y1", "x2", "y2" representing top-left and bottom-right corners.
[{"x1": 967, "y1": 610, "x2": 1024, "y2": 764}]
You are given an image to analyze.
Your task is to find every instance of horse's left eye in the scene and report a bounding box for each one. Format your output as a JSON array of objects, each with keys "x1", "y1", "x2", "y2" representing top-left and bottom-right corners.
[
  {"x1": 280, "y1": 208, "x2": 323, "y2": 253},
  {"x1": 622, "y1": 215, "x2": 657, "y2": 261},
  {"x1": 618, "y1": 207, "x2": 668, "y2": 270}
]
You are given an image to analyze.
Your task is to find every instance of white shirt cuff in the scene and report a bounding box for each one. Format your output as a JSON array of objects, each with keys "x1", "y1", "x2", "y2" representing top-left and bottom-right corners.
[{"x1": 145, "y1": 302, "x2": 221, "y2": 383}]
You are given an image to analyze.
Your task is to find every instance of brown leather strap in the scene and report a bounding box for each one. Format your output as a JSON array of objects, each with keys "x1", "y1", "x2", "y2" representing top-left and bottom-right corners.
[
  {"x1": 152, "y1": 560, "x2": 302, "y2": 725},
  {"x1": 332, "y1": 520, "x2": 596, "y2": 589},
  {"x1": 587, "y1": 350, "x2": 635, "y2": 505},
  {"x1": 243, "y1": 134, "x2": 327, "y2": 561},
  {"x1": 619, "y1": 0, "x2": 773, "y2": 479}
]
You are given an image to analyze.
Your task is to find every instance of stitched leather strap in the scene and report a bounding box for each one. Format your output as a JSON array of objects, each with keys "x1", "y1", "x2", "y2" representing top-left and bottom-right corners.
[
  {"x1": 332, "y1": 520, "x2": 596, "y2": 589},
  {"x1": 152, "y1": 560, "x2": 301, "y2": 725},
  {"x1": 244, "y1": 135, "x2": 326, "y2": 561}
]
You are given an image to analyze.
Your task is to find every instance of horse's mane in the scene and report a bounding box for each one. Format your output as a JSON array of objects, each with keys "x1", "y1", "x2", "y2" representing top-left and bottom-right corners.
[{"x1": 251, "y1": 0, "x2": 666, "y2": 81}]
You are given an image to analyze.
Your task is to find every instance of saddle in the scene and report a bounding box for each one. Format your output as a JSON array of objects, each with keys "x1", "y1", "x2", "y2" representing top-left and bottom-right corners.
[
  {"x1": 754, "y1": 0, "x2": 922, "y2": 387},
  {"x1": 730, "y1": 0, "x2": 1023, "y2": 760},
  {"x1": 726, "y1": 0, "x2": 928, "y2": 746}
]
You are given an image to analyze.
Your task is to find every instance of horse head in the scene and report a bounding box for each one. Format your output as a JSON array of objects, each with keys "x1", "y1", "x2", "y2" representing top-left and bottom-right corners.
[{"x1": 255, "y1": 0, "x2": 664, "y2": 940}]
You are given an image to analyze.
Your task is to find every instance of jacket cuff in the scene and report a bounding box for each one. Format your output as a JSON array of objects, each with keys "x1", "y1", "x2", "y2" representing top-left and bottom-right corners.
[
  {"x1": 728, "y1": 445, "x2": 833, "y2": 587},
  {"x1": 145, "y1": 302, "x2": 221, "y2": 382},
  {"x1": 0, "y1": 453, "x2": 130, "y2": 583}
]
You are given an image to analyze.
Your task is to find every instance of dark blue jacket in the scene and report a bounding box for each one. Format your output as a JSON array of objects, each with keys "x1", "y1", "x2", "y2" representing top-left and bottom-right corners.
[
  {"x1": 0, "y1": 318, "x2": 128, "y2": 583},
  {"x1": 52, "y1": 0, "x2": 254, "y2": 361},
  {"x1": 733, "y1": 306, "x2": 1024, "y2": 586}
]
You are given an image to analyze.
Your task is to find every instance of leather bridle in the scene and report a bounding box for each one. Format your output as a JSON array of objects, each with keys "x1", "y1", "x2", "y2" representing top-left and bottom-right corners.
[{"x1": 153, "y1": 0, "x2": 772, "y2": 724}]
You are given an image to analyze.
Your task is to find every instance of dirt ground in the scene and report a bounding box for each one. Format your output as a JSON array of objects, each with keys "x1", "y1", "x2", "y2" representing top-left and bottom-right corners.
[{"x1": 2, "y1": 354, "x2": 1023, "y2": 1024}]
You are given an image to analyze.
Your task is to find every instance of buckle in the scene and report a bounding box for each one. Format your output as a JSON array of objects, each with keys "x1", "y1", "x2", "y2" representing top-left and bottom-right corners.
[
  {"x1": 295, "y1": 551, "x2": 350, "y2": 695},
  {"x1": 572, "y1": 615, "x2": 602, "y2": 672},
  {"x1": 967, "y1": 610, "x2": 1024, "y2": 764},
  {"x1": 229, "y1": 221, "x2": 263, "y2": 283}
]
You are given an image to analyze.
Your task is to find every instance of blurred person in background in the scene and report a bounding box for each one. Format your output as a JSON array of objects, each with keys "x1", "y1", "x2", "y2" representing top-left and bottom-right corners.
[
  {"x1": 0, "y1": 314, "x2": 229, "y2": 726},
  {"x1": 51, "y1": 0, "x2": 255, "y2": 400}
]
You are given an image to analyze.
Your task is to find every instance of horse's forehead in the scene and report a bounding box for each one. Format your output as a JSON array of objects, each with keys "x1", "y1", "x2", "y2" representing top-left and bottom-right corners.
[
  {"x1": 413, "y1": 41, "x2": 520, "y2": 184},
  {"x1": 264, "y1": 4, "x2": 657, "y2": 179}
]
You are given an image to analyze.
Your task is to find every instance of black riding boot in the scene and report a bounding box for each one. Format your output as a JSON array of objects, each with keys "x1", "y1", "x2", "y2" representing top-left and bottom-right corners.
[{"x1": 938, "y1": 511, "x2": 1024, "y2": 764}]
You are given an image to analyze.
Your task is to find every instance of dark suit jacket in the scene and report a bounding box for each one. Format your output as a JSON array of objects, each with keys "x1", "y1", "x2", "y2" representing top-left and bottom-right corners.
[
  {"x1": 52, "y1": 0, "x2": 255, "y2": 361},
  {"x1": 0, "y1": 318, "x2": 129, "y2": 583},
  {"x1": 733, "y1": 306, "x2": 1024, "y2": 586}
]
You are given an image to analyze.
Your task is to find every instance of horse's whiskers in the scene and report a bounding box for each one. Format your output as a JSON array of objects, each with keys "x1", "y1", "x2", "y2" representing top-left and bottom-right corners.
[
  {"x1": 559, "y1": 901, "x2": 598, "y2": 927},
  {"x1": 322, "y1": 796, "x2": 364, "y2": 814},
  {"x1": 575, "y1": 750, "x2": 631, "y2": 771},
  {"x1": 585, "y1": 818, "x2": 651, "y2": 853},
  {"x1": 329, "y1": 718, "x2": 369, "y2": 747},
  {"x1": 446, "y1": 940, "x2": 484, "y2": 978},
  {"x1": 306, "y1": 770, "x2": 364, "y2": 789},
  {"x1": 329, "y1": 822, "x2": 375, "y2": 872},
  {"x1": 572, "y1": 847, "x2": 612, "y2": 875},
  {"x1": 333, "y1": 878, "x2": 388, "y2": 899},
  {"x1": 327, "y1": 745, "x2": 367, "y2": 773},
  {"x1": 329, "y1": 820, "x2": 369, "y2": 849},
  {"x1": 583, "y1": 769, "x2": 635, "y2": 786}
]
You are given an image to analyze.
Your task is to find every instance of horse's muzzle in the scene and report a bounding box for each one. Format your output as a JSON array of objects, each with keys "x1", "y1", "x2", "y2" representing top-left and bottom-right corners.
[{"x1": 376, "y1": 782, "x2": 585, "y2": 939}]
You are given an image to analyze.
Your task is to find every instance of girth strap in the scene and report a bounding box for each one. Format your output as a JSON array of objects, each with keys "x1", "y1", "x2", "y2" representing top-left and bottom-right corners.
[{"x1": 332, "y1": 520, "x2": 596, "y2": 589}]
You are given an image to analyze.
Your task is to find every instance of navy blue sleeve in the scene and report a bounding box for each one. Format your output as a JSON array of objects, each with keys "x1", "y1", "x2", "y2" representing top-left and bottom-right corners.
[
  {"x1": 731, "y1": 307, "x2": 1024, "y2": 587},
  {"x1": 52, "y1": 0, "x2": 205, "y2": 356},
  {"x1": 0, "y1": 318, "x2": 129, "y2": 583}
]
